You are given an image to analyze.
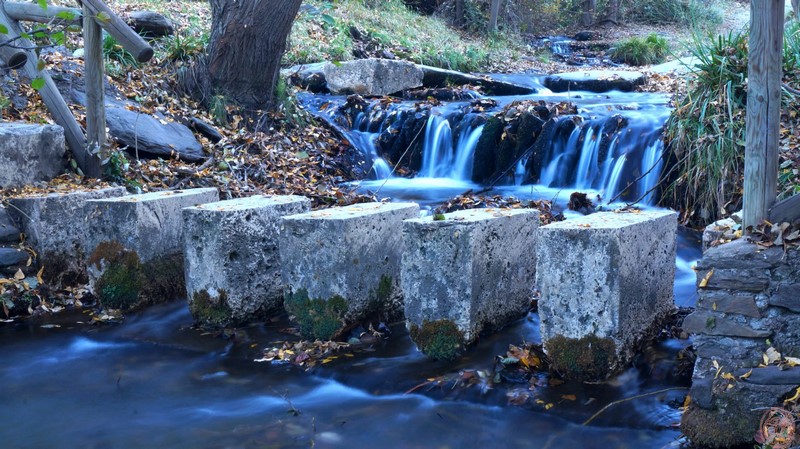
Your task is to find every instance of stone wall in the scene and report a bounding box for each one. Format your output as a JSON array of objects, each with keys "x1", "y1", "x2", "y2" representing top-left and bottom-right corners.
[{"x1": 682, "y1": 239, "x2": 800, "y2": 448}]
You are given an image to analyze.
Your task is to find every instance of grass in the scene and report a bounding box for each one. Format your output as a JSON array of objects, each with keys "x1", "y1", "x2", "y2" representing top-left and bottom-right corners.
[
  {"x1": 622, "y1": 0, "x2": 724, "y2": 30},
  {"x1": 611, "y1": 33, "x2": 669, "y2": 66}
]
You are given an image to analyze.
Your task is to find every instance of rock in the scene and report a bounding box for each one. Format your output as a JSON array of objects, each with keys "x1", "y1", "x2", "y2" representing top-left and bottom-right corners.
[
  {"x1": 698, "y1": 291, "x2": 761, "y2": 317},
  {"x1": 544, "y1": 70, "x2": 646, "y2": 93},
  {"x1": 187, "y1": 118, "x2": 223, "y2": 143},
  {"x1": 697, "y1": 267, "x2": 770, "y2": 292},
  {"x1": 7, "y1": 187, "x2": 127, "y2": 286},
  {"x1": 280, "y1": 202, "x2": 419, "y2": 340},
  {"x1": 536, "y1": 210, "x2": 677, "y2": 380},
  {"x1": 281, "y1": 62, "x2": 328, "y2": 93},
  {"x1": 573, "y1": 31, "x2": 596, "y2": 41},
  {"x1": 0, "y1": 123, "x2": 66, "y2": 189},
  {"x1": 648, "y1": 57, "x2": 700, "y2": 75},
  {"x1": 697, "y1": 238, "x2": 783, "y2": 271},
  {"x1": 183, "y1": 195, "x2": 311, "y2": 327},
  {"x1": 769, "y1": 283, "x2": 800, "y2": 312},
  {"x1": 735, "y1": 366, "x2": 800, "y2": 385},
  {"x1": 0, "y1": 207, "x2": 21, "y2": 243},
  {"x1": 419, "y1": 65, "x2": 537, "y2": 95},
  {"x1": 682, "y1": 310, "x2": 771, "y2": 338},
  {"x1": 324, "y1": 58, "x2": 424, "y2": 96},
  {"x1": 701, "y1": 216, "x2": 737, "y2": 252},
  {"x1": 104, "y1": 101, "x2": 205, "y2": 162},
  {"x1": 127, "y1": 11, "x2": 174, "y2": 37},
  {"x1": 689, "y1": 377, "x2": 714, "y2": 409},
  {"x1": 0, "y1": 248, "x2": 27, "y2": 268},
  {"x1": 402, "y1": 208, "x2": 540, "y2": 359}
]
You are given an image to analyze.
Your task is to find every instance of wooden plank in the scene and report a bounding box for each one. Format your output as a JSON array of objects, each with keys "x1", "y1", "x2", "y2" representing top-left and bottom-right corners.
[
  {"x1": 4, "y1": 2, "x2": 81, "y2": 26},
  {"x1": 0, "y1": 39, "x2": 27, "y2": 69},
  {"x1": 743, "y1": 0, "x2": 784, "y2": 229},
  {"x1": 769, "y1": 194, "x2": 800, "y2": 223},
  {"x1": 80, "y1": 0, "x2": 153, "y2": 63},
  {"x1": 82, "y1": 2, "x2": 105, "y2": 157},
  {"x1": 0, "y1": 5, "x2": 101, "y2": 177}
]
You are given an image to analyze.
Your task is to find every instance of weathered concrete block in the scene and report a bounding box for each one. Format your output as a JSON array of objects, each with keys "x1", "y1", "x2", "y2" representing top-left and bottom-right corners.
[
  {"x1": 402, "y1": 208, "x2": 539, "y2": 360},
  {"x1": 536, "y1": 209, "x2": 677, "y2": 380},
  {"x1": 7, "y1": 187, "x2": 127, "y2": 284},
  {"x1": 85, "y1": 188, "x2": 218, "y2": 311},
  {"x1": 280, "y1": 202, "x2": 419, "y2": 339},
  {"x1": 0, "y1": 123, "x2": 66, "y2": 188},
  {"x1": 183, "y1": 195, "x2": 311, "y2": 327}
]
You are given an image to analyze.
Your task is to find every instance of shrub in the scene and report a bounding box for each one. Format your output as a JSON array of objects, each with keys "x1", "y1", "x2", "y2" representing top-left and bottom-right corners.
[{"x1": 611, "y1": 33, "x2": 670, "y2": 66}]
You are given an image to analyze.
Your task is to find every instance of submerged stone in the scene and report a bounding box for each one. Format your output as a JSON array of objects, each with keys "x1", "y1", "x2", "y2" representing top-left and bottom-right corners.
[
  {"x1": 536, "y1": 209, "x2": 677, "y2": 380},
  {"x1": 402, "y1": 208, "x2": 540, "y2": 358},
  {"x1": 183, "y1": 195, "x2": 311, "y2": 327},
  {"x1": 280, "y1": 202, "x2": 419, "y2": 339}
]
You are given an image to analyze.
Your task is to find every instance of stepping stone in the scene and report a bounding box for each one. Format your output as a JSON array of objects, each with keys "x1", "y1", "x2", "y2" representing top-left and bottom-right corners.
[
  {"x1": 536, "y1": 209, "x2": 677, "y2": 380},
  {"x1": 84, "y1": 188, "x2": 219, "y2": 311},
  {"x1": 183, "y1": 195, "x2": 311, "y2": 327},
  {"x1": 0, "y1": 247, "x2": 28, "y2": 274},
  {"x1": 402, "y1": 208, "x2": 540, "y2": 360},
  {"x1": 0, "y1": 206, "x2": 21, "y2": 243},
  {"x1": 0, "y1": 123, "x2": 66, "y2": 189},
  {"x1": 280, "y1": 202, "x2": 419, "y2": 340},
  {"x1": 7, "y1": 187, "x2": 127, "y2": 285}
]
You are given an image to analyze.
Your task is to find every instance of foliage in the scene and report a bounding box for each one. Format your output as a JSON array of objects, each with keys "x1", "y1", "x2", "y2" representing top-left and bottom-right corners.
[
  {"x1": 284, "y1": 289, "x2": 348, "y2": 340},
  {"x1": 103, "y1": 33, "x2": 139, "y2": 67},
  {"x1": 611, "y1": 33, "x2": 669, "y2": 66},
  {"x1": 620, "y1": 0, "x2": 723, "y2": 29},
  {"x1": 409, "y1": 319, "x2": 464, "y2": 361},
  {"x1": 158, "y1": 31, "x2": 207, "y2": 62},
  {"x1": 190, "y1": 290, "x2": 232, "y2": 328},
  {"x1": 544, "y1": 334, "x2": 617, "y2": 381}
]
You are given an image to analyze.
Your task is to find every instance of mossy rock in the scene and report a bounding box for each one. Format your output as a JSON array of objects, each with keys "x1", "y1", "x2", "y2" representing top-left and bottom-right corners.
[
  {"x1": 472, "y1": 115, "x2": 503, "y2": 183},
  {"x1": 409, "y1": 319, "x2": 465, "y2": 361},
  {"x1": 284, "y1": 289, "x2": 348, "y2": 340},
  {"x1": 681, "y1": 403, "x2": 758, "y2": 448},
  {"x1": 545, "y1": 334, "x2": 618, "y2": 381},
  {"x1": 190, "y1": 290, "x2": 233, "y2": 328}
]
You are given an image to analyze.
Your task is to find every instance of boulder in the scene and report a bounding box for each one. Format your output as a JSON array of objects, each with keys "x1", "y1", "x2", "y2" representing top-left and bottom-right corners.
[
  {"x1": 282, "y1": 62, "x2": 328, "y2": 93},
  {"x1": 0, "y1": 248, "x2": 28, "y2": 273},
  {"x1": 544, "y1": 70, "x2": 646, "y2": 93},
  {"x1": 420, "y1": 65, "x2": 537, "y2": 95},
  {"x1": 0, "y1": 123, "x2": 66, "y2": 189},
  {"x1": 324, "y1": 58, "x2": 424, "y2": 96},
  {"x1": 0, "y1": 207, "x2": 20, "y2": 243},
  {"x1": 127, "y1": 11, "x2": 174, "y2": 37}
]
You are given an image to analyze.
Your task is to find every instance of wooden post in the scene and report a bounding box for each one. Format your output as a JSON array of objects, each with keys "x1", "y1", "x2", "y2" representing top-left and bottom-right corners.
[
  {"x1": 0, "y1": 39, "x2": 27, "y2": 69},
  {"x1": 0, "y1": 4, "x2": 101, "y2": 177},
  {"x1": 488, "y1": 0, "x2": 501, "y2": 32},
  {"x1": 744, "y1": 0, "x2": 784, "y2": 229},
  {"x1": 82, "y1": 2, "x2": 105, "y2": 161},
  {"x1": 80, "y1": 0, "x2": 153, "y2": 63},
  {"x1": 4, "y1": 2, "x2": 82, "y2": 26}
]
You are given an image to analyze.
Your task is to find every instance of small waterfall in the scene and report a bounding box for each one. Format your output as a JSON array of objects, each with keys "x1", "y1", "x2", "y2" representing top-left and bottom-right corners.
[
  {"x1": 419, "y1": 113, "x2": 484, "y2": 182},
  {"x1": 604, "y1": 155, "x2": 627, "y2": 200},
  {"x1": 451, "y1": 124, "x2": 483, "y2": 180}
]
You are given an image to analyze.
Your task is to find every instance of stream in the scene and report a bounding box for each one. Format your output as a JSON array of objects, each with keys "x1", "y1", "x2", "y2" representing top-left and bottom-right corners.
[{"x1": 0, "y1": 74, "x2": 699, "y2": 448}]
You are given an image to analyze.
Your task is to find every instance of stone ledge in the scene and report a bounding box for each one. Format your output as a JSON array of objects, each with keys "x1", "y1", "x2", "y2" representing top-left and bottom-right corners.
[{"x1": 683, "y1": 310, "x2": 772, "y2": 338}]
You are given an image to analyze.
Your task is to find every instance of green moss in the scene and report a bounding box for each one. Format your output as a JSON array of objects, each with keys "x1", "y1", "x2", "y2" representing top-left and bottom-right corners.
[
  {"x1": 139, "y1": 255, "x2": 186, "y2": 305},
  {"x1": 409, "y1": 320, "x2": 464, "y2": 361},
  {"x1": 545, "y1": 334, "x2": 617, "y2": 381},
  {"x1": 90, "y1": 242, "x2": 143, "y2": 311},
  {"x1": 375, "y1": 275, "x2": 393, "y2": 305},
  {"x1": 284, "y1": 289, "x2": 348, "y2": 340},
  {"x1": 190, "y1": 290, "x2": 232, "y2": 328},
  {"x1": 681, "y1": 403, "x2": 757, "y2": 448}
]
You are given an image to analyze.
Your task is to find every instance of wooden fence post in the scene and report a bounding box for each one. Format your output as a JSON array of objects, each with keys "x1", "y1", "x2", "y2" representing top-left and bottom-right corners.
[
  {"x1": 743, "y1": 0, "x2": 784, "y2": 229},
  {"x1": 82, "y1": 2, "x2": 106, "y2": 161}
]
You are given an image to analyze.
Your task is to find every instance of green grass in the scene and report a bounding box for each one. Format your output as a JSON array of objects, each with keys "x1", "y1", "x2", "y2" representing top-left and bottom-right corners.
[
  {"x1": 622, "y1": 0, "x2": 724, "y2": 30},
  {"x1": 285, "y1": 0, "x2": 499, "y2": 72},
  {"x1": 611, "y1": 33, "x2": 670, "y2": 66}
]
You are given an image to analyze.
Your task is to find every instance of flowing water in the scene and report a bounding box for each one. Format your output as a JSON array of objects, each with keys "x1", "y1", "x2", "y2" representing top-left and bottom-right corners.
[{"x1": 0, "y1": 75, "x2": 700, "y2": 448}]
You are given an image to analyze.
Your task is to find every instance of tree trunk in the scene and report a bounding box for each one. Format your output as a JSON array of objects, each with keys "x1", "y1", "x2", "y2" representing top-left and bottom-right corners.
[
  {"x1": 581, "y1": 0, "x2": 595, "y2": 27},
  {"x1": 206, "y1": 0, "x2": 301, "y2": 115},
  {"x1": 455, "y1": 0, "x2": 465, "y2": 28},
  {"x1": 488, "y1": 0, "x2": 501, "y2": 32},
  {"x1": 605, "y1": 0, "x2": 620, "y2": 24}
]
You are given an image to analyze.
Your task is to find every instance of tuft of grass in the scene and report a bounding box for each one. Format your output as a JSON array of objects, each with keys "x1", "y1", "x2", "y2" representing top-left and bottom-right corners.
[
  {"x1": 158, "y1": 32, "x2": 207, "y2": 62},
  {"x1": 611, "y1": 33, "x2": 670, "y2": 66},
  {"x1": 103, "y1": 33, "x2": 139, "y2": 67}
]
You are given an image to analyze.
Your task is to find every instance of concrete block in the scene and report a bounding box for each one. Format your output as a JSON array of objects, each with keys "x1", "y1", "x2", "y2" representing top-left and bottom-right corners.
[
  {"x1": 0, "y1": 123, "x2": 66, "y2": 188},
  {"x1": 183, "y1": 195, "x2": 311, "y2": 327},
  {"x1": 280, "y1": 202, "x2": 419, "y2": 339},
  {"x1": 536, "y1": 209, "x2": 677, "y2": 380},
  {"x1": 402, "y1": 208, "x2": 540, "y2": 360},
  {"x1": 7, "y1": 187, "x2": 126, "y2": 284},
  {"x1": 84, "y1": 188, "x2": 218, "y2": 311}
]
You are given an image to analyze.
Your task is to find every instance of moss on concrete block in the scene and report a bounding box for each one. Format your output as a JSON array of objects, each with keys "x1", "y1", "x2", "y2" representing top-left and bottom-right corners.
[
  {"x1": 545, "y1": 334, "x2": 618, "y2": 381},
  {"x1": 284, "y1": 289, "x2": 348, "y2": 340},
  {"x1": 409, "y1": 319, "x2": 465, "y2": 361},
  {"x1": 190, "y1": 289, "x2": 233, "y2": 328}
]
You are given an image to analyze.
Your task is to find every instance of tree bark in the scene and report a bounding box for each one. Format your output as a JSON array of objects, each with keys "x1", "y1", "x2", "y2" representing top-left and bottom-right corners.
[
  {"x1": 581, "y1": 0, "x2": 596, "y2": 27},
  {"x1": 605, "y1": 0, "x2": 620, "y2": 24},
  {"x1": 206, "y1": 0, "x2": 302, "y2": 114},
  {"x1": 454, "y1": 0, "x2": 465, "y2": 28},
  {"x1": 488, "y1": 0, "x2": 501, "y2": 32}
]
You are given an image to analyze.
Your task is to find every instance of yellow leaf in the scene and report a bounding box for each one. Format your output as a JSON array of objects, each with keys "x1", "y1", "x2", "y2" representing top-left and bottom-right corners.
[
  {"x1": 784, "y1": 356, "x2": 800, "y2": 366},
  {"x1": 765, "y1": 347, "x2": 782, "y2": 364},
  {"x1": 544, "y1": 403, "x2": 554, "y2": 410},
  {"x1": 784, "y1": 386, "x2": 800, "y2": 404},
  {"x1": 14, "y1": 269, "x2": 24, "y2": 280},
  {"x1": 36, "y1": 266, "x2": 44, "y2": 285},
  {"x1": 712, "y1": 302, "x2": 717, "y2": 311},
  {"x1": 739, "y1": 369, "x2": 752, "y2": 380},
  {"x1": 721, "y1": 372, "x2": 736, "y2": 381},
  {"x1": 699, "y1": 269, "x2": 714, "y2": 288},
  {"x1": 561, "y1": 394, "x2": 577, "y2": 401}
]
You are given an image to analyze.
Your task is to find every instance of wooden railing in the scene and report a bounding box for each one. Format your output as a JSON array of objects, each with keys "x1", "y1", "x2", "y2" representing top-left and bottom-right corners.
[{"x1": 0, "y1": 0, "x2": 153, "y2": 178}]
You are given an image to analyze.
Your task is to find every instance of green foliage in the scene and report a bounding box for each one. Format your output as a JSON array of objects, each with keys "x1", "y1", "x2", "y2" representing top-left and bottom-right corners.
[
  {"x1": 90, "y1": 242, "x2": 143, "y2": 311},
  {"x1": 158, "y1": 32, "x2": 207, "y2": 62},
  {"x1": 544, "y1": 334, "x2": 617, "y2": 381},
  {"x1": 0, "y1": 94, "x2": 10, "y2": 116},
  {"x1": 618, "y1": 0, "x2": 723, "y2": 29},
  {"x1": 611, "y1": 33, "x2": 669, "y2": 66},
  {"x1": 409, "y1": 319, "x2": 464, "y2": 361},
  {"x1": 662, "y1": 31, "x2": 749, "y2": 225},
  {"x1": 103, "y1": 33, "x2": 138, "y2": 67},
  {"x1": 190, "y1": 290, "x2": 232, "y2": 328},
  {"x1": 284, "y1": 289, "x2": 348, "y2": 340},
  {"x1": 209, "y1": 94, "x2": 229, "y2": 127}
]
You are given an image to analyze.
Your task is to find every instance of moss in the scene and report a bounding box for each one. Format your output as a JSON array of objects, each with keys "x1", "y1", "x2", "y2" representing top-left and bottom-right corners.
[
  {"x1": 681, "y1": 403, "x2": 757, "y2": 448},
  {"x1": 545, "y1": 334, "x2": 618, "y2": 381},
  {"x1": 91, "y1": 242, "x2": 143, "y2": 311},
  {"x1": 409, "y1": 319, "x2": 464, "y2": 361},
  {"x1": 375, "y1": 275, "x2": 393, "y2": 305},
  {"x1": 284, "y1": 289, "x2": 348, "y2": 340},
  {"x1": 190, "y1": 289, "x2": 232, "y2": 328},
  {"x1": 139, "y1": 255, "x2": 186, "y2": 306}
]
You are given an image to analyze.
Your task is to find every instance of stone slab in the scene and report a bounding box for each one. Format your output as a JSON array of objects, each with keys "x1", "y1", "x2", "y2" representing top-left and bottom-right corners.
[
  {"x1": 324, "y1": 58, "x2": 424, "y2": 96},
  {"x1": 401, "y1": 208, "x2": 539, "y2": 359},
  {"x1": 682, "y1": 310, "x2": 772, "y2": 338},
  {"x1": 698, "y1": 291, "x2": 761, "y2": 317},
  {"x1": 7, "y1": 187, "x2": 127, "y2": 285},
  {"x1": 769, "y1": 283, "x2": 800, "y2": 312},
  {"x1": 85, "y1": 188, "x2": 219, "y2": 263},
  {"x1": 536, "y1": 209, "x2": 677, "y2": 378},
  {"x1": 543, "y1": 70, "x2": 645, "y2": 93},
  {"x1": 0, "y1": 206, "x2": 21, "y2": 243},
  {"x1": 0, "y1": 123, "x2": 66, "y2": 188},
  {"x1": 280, "y1": 202, "x2": 419, "y2": 339},
  {"x1": 183, "y1": 195, "x2": 311, "y2": 327}
]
